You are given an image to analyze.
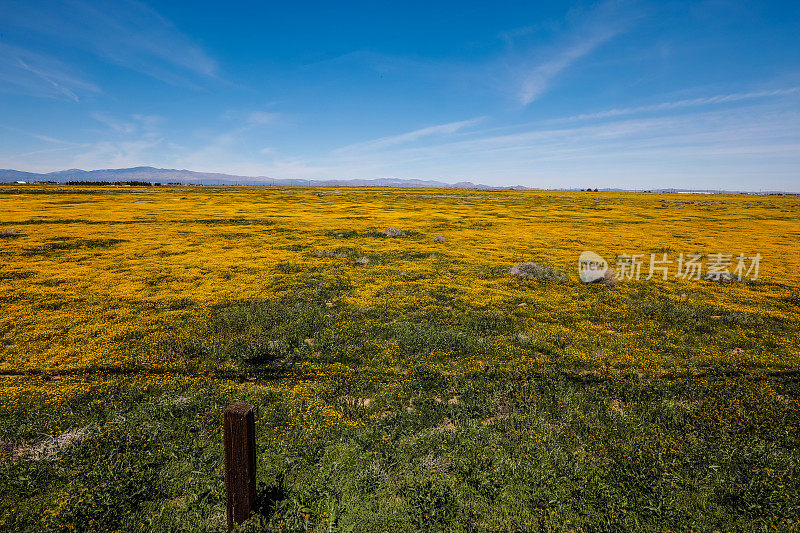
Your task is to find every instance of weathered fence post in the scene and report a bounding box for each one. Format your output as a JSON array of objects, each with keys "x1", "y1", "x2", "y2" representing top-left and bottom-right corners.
[{"x1": 224, "y1": 403, "x2": 256, "y2": 530}]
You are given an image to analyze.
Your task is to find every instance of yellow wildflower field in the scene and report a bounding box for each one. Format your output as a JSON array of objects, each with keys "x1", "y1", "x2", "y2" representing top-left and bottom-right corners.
[
  {"x1": 1, "y1": 186, "x2": 797, "y2": 377},
  {"x1": 1, "y1": 185, "x2": 799, "y2": 531}
]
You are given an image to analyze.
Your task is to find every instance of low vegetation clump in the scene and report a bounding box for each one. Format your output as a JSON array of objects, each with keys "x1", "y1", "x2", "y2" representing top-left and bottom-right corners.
[
  {"x1": 0, "y1": 185, "x2": 799, "y2": 531},
  {"x1": 507, "y1": 261, "x2": 568, "y2": 281}
]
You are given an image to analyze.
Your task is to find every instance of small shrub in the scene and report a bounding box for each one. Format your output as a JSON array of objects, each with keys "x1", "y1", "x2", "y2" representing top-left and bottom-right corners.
[{"x1": 508, "y1": 262, "x2": 567, "y2": 281}]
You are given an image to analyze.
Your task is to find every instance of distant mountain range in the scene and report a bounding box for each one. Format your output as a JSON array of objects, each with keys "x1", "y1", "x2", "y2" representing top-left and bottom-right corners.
[
  {"x1": 0, "y1": 167, "x2": 795, "y2": 194},
  {"x1": 0, "y1": 167, "x2": 502, "y2": 189}
]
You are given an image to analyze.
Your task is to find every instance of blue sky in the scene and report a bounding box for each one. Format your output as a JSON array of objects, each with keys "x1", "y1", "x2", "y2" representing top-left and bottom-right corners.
[{"x1": 0, "y1": 0, "x2": 799, "y2": 190}]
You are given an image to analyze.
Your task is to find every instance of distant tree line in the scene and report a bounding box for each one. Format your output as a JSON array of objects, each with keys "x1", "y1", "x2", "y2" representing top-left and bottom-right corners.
[{"x1": 65, "y1": 181, "x2": 163, "y2": 186}]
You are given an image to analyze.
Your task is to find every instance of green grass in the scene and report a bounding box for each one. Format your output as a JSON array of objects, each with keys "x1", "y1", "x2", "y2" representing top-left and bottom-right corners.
[
  {"x1": 1, "y1": 291, "x2": 799, "y2": 532},
  {"x1": 22, "y1": 238, "x2": 127, "y2": 256},
  {"x1": 2, "y1": 369, "x2": 798, "y2": 532}
]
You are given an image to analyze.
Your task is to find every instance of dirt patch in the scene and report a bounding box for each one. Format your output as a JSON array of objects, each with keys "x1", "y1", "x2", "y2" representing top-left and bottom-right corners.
[
  {"x1": 342, "y1": 396, "x2": 372, "y2": 408},
  {"x1": 3, "y1": 426, "x2": 91, "y2": 461}
]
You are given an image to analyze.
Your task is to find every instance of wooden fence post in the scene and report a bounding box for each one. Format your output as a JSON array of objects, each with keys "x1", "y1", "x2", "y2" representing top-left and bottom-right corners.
[{"x1": 224, "y1": 403, "x2": 256, "y2": 530}]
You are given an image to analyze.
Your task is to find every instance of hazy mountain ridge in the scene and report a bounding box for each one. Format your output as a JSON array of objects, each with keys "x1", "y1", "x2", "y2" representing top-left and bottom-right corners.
[
  {"x1": 0, "y1": 167, "x2": 499, "y2": 189},
  {"x1": 1, "y1": 168, "x2": 794, "y2": 194}
]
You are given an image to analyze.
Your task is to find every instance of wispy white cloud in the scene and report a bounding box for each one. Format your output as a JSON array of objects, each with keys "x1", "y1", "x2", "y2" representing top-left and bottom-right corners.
[
  {"x1": 168, "y1": 110, "x2": 284, "y2": 173},
  {"x1": 0, "y1": 112, "x2": 166, "y2": 172},
  {"x1": 517, "y1": 31, "x2": 618, "y2": 106},
  {"x1": 289, "y1": 3, "x2": 636, "y2": 111},
  {"x1": 297, "y1": 98, "x2": 800, "y2": 190},
  {"x1": 3, "y1": 136, "x2": 165, "y2": 172},
  {"x1": 508, "y1": 1, "x2": 641, "y2": 106},
  {"x1": 3, "y1": 108, "x2": 285, "y2": 174},
  {"x1": 558, "y1": 87, "x2": 800, "y2": 122},
  {"x1": 31, "y1": 134, "x2": 81, "y2": 146},
  {"x1": 334, "y1": 118, "x2": 485, "y2": 154},
  {"x1": 1, "y1": 0, "x2": 219, "y2": 89},
  {"x1": 89, "y1": 112, "x2": 163, "y2": 140},
  {"x1": 247, "y1": 112, "x2": 280, "y2": 126},
  {"x1": 68, "y1": 138, "x2": 165, "y2": 170},
  {"x1": 90, "y1": 112, "x2": 137, "y2": 134},
  {"x1": 7, "y1": 100, "x2": 799, "y2": 191},
  {"x1": 0, "y1": 41, "x2": 100, "y2": 101},
  {"x1": 464, "y1": 112, "x2": 792, "y2": 164}
]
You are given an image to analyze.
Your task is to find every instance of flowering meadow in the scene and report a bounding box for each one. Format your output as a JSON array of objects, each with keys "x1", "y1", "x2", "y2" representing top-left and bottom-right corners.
[{"x1": 1, "y1": 185, "x2": 799, "y2": 532}]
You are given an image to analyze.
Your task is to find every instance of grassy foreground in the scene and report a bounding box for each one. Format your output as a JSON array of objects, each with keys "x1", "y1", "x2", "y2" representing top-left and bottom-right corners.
[{"x1": 0, "y1": 185, "x2": 799, "y2": 532}]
